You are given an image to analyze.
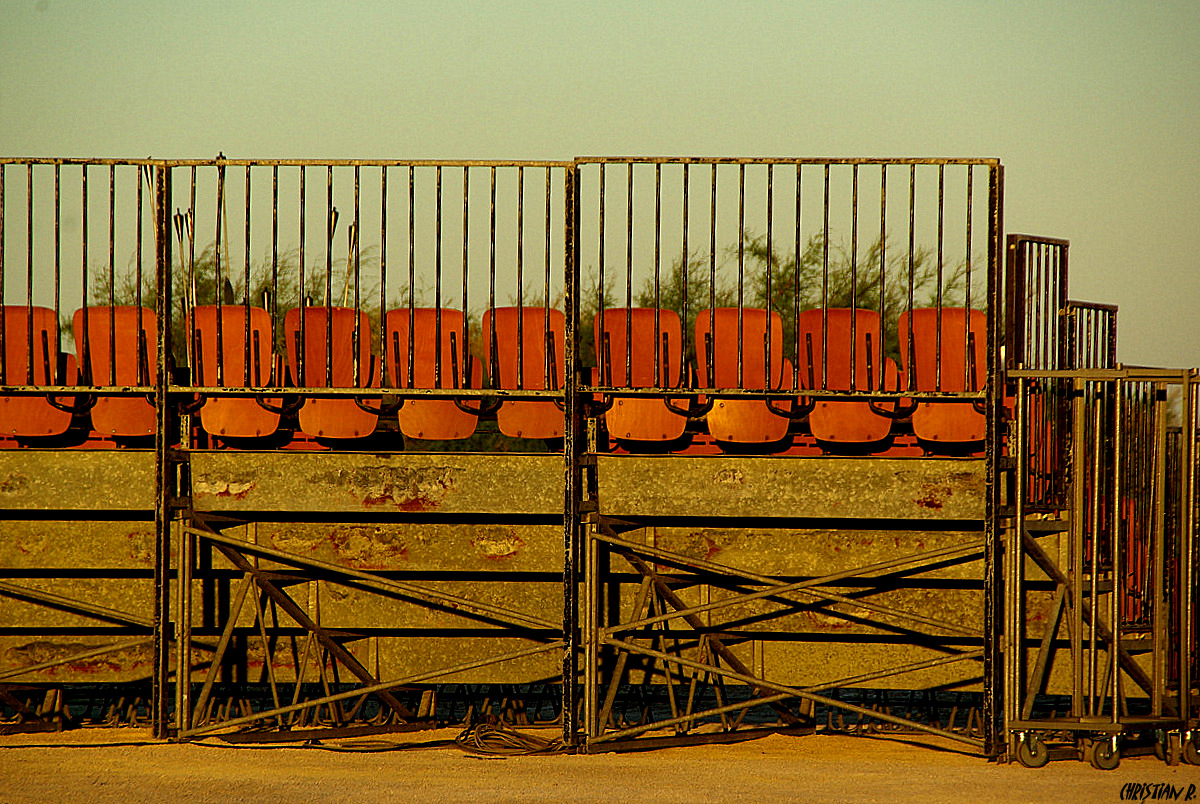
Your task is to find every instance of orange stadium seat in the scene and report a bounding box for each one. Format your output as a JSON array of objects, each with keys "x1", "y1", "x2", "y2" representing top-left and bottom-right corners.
[
  {"x1": 0, "y1": 305, "x2": 75, "y2": 438},
  {"x1": 695, "y1": 307, "x2": 792, "y2": 445},
  {"x1": 74, "y1": 306, "x2": 156, "y2": 437},
  {"x1": 594, "y1": 307, "x2": 687, "y2": 443},
  {"x1": 796, "y1": 308, "x2": 897, "y2": 447},
  {"x1": 482, "y1": 306, "x2": 565, "y2": 440},
  {"x1": 191, "y1": 305, "x2": 281, "y2": 439},
  {"x1": 386, "y1": 307, "x2": 482, "y2": 441},
  {"x1": 284, "y1": 306, "x2": 379, "y2": 439},
  {"x1": 898, "y1": 307, "x2": 986, "y2": 445}
]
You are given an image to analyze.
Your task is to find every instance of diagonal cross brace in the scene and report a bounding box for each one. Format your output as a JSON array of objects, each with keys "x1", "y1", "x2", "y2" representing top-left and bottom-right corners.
[
  {"x1": 619, "y1": 550, "x2": 804, "y2": 726},
  {"x1": 1021, "y1": 530, "x2": 1162, "y2": 705},
  {"x1": 211, "y1": 541, "x2": 416, "y2": 722}
]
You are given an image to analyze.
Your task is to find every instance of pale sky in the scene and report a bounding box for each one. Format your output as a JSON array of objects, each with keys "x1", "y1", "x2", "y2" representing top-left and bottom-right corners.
[{"x1": 2, "y1": 0, "x2": 1198, "y2": 367}]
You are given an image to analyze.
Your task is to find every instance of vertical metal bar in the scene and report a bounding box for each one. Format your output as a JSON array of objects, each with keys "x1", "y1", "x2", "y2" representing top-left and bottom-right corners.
[
  {"x1": 597, "y1": 164, "x2": 606, "y2": 374},
  {"x1": 1009, "y1": 376, "x2": 1028, "y2": 732},
  {"x1": 272, "y1": 166, "x2": 278, "y2": 367},
  {"x1": 152, "y1": 164, "x2": 174, "y2": 738},
  {"x1": 906, "y1": 165, "x2": 916, "y2": 390},
  {"x1": 1111, "y1": 379, "x2": 1124, "y2": 724},
  {"x1": 653, "y1": 162, "x2": 661, "y2": 387},
  {"x1": 435, "y1": 165, "x2": 444, "y2": 389},
  {"x1": 380, "y1": 166, "x2": 388, "y2": 380},
  {"x1": 353, "y1": 165, "x2": 362, "y2": 388},
  {"x1": 488, "y1": 166, "x2": 497, "y2": 388},
  {"x1": 821, "y1": 164, "x2": 830, "y2": 390},
  {"x1": 461, "y1": 167, "x2": 470, "y2": 386},
  {"x1": 935, "y1": 164, "x2": 944, "y2": 391},
  {"x1": 214, "y1": 164, "x2": 226, "y2": 387},
  {"x1": 681, "y1": 162, "x2": 690, "y2": 380},
  {"x1": 878, "y1": 165, "x2": 887, "y2": 388},
  {"x1": 1181, "y1": 372, "x2": 1196, "y2": 724},
  {"x1": 545, "y1": 166, "x2": 553, "y2": 391},
  {"x1": 325, "y1": 166, "x2": 334, "y2": 387},
  {"x1": 625, "y1": 162, "x2": 633, "y2": 385},
  {"x1": 737, "y1": 162, "x2": 745, "y2": 389},
  {"x1": 26, "y1": 165, "x2": 34, "y2": 384},
  {"x1": 244, "y1": 166, "x2": 252, "y2": 386},
  {"x1": 708, "y1": 163, "x2": 716, "y2": 386},
  {"x1": 1152, "y1": 379, "x2": 1168, "y2": 717},
  {"x1": 408, "y1": 166, "x2": 415, "y2": 389},
  {"x1": 849, "y1": 163, "x2": 858, "y2": 391},
  {"x1": 1089, "y1": 389, "x2": 1104, "y2": 715},
  {"x1": 764, "y1": 164, "x2": 773, "y2": 389},
  {"x1": 108, "y1": 165, "x2": 116, "y2": 386},
  {"x1": 136, "y1": 167, "x2": 145, "y2": 337},
  {"x1": 984, "y1": 162, "x2": 1004, "y2": 758},
  {"x1": 515, "y1": 166, "x2": 524, "y2": 389},
  {"x1": 1070, "y1": 376, "x2": 1087, "y2": 717},
  {"x1": 81, "y1": 165, "x2": 90, "y2": 384},
  {"x1": 562, "y1": 163, "x2": 580, "y2": 749},
  {"x1": 54, "y1": 165, "x2": 61, "y2": 360},
  {"x1": 0, "y1": 164, "x2": 5, "y2": 385},
  {"x1": 298, "y1": 166, "x2": 306, "y2": 384},
  {"x1": 793, "y1": 163, "x2": 802, "y2": 392},
  {"x1": 964, "y1": 166, "x2": 974, "y2": 390}
]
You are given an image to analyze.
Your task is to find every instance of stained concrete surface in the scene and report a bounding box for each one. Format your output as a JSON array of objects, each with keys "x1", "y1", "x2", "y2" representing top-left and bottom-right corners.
[{"x1": 1, "y1": 728, "x2": 1198, "y2": 803}]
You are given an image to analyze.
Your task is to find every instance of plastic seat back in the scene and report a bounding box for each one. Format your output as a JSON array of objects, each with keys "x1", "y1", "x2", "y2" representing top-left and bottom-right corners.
[
  {"x1": 898, "y1": 307, "x2": 986, "y2": 444},
  {"x1": 191, "y1": 305, "x2": 281, "y2": 439},
  {"x1": 796, "y1": 308, "x2": 894, "y2": 445},
  {"x1": 0, "y1": 305, "x2": 74, "y2": 437},
  {"x1": 595, "y1": 307, "x2": 686, "y2": 442},
  {"x1": 695, "y1": 308, "x2": 790, "y2": 444},
  {"x1": 386, "y1": 307, "x2": 479, "y2": 441},
  {"x1": 284, "y1": 306, "x2": 378, "y2": 439},
  {"x1": 482, "y1": 306, "x2": 564, "y2": 439},
  {"x1": 74, "y1": 306, "x2": 156, "y2": 437}
]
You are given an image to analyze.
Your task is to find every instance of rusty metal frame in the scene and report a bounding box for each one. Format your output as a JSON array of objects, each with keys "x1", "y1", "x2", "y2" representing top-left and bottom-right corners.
[
  {"x1": 159, "y1": 158, "x2": 577, "y2": 741},
  {"x1": 1005, "y1": 367, "x2": 1195, "y2": 765},
  {"x1": 573, "y1": 157, "x2": 1005, "y2": 754}
]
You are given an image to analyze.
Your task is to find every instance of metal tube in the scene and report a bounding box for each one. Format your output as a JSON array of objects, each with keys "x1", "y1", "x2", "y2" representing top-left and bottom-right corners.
[
  {"x1": 1111, "y1": 378, "x2": 1124, "y2": 723},
  {"x1": 653, "y1": 162, "x2": 661, "y2": 387},
  {"x1": 736, "y1": 163, "x2": 744, "y2": 389},
  {"x1": 244, "y1": 166, "x2": 252, "y2": 386},
  {"x1": 821, "y1": 165, "x2": 830, "y2": 390},
  {"x1": 794, "y1": 164, "x2": 801, "y2": 391},
  {"x1": 436, "y1": 165, "x2": 444, "y2": 389},
  {"x1": 849, "y1": 164, "x2": 858, "y2": 391},
  {"x1": 325, "y1": 166, "x2": 333, "y2": 387},
  {"x1": 765, "y1": 164, "x2": 773, "y2": 389},
  {"x1": 408, "y1": 166, "x2": 415, "y2": 388}
]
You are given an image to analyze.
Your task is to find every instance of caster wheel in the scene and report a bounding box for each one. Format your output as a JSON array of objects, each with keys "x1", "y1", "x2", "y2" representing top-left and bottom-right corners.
[
  {"x1": 1016, "y1": 734, "x2": 1050, "y2": 768},
  {"x1": 1153, "y1": 730, "x2": 1167, "y2": 762},
  {"x1": 1088, "y1": 738, "x2": 1120, "y2": 771},
  {"x1": 1184, "y1": 735, "x2": 1200, "y2": 766}
]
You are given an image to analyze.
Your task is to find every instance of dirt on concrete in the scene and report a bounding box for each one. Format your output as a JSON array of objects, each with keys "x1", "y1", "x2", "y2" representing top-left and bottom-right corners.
[{"x1": 0, "y1": 727, "x2": 1197, "y2": 803}]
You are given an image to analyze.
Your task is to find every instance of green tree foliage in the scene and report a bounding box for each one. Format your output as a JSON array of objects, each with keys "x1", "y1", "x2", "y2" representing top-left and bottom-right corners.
[{"x1": 632, "y1": 232, "x2": 972, "y2": 363}]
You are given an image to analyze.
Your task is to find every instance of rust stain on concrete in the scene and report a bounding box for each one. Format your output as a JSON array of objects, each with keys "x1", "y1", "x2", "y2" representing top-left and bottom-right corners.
[
  {"x1": 473, "y1": 529, "x2": 525, "y2": 560},
  {"x1": 915, "y1": 484, "x2": 952, "y2": 510},
  {"x1": 310, "y1": 466, "x2": 459, "y2": 511},
  {"x1": 0, "y1": 472, "x2": 29, "y2": 495},
  {"x1": 4, "y1": 641, "x2": 152, "y2": 677},
  {"x1": 193, "y1": 479, "x2": 256, "y2": 500}
]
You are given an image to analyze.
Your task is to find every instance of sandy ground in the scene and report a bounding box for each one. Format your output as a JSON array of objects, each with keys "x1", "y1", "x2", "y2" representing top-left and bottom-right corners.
[{"x1": 0, "y1": 727, "x2": 1197, "y2": 803}]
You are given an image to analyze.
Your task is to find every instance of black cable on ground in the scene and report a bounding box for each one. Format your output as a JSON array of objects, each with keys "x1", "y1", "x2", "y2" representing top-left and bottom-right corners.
[{"x1": 454, "y1": 720, "x2": 565, "y2": 756}]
